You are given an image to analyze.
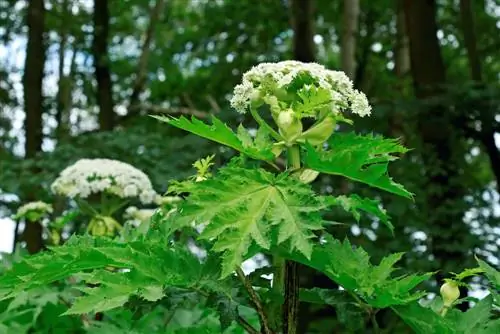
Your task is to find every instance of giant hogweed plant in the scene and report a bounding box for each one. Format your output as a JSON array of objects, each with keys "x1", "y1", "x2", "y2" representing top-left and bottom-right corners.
[{"x1": 0, "y1": 61, "x2": 498, "y2": 333}]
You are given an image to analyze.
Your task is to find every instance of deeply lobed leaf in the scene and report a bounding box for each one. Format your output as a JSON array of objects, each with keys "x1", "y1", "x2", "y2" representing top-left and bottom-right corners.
[
  {"x1": 278, "y1": 235, "x2": 431, "y2": 308},
  {"x1": 152, "y1": 115, "x2": 275, "y2": 161},
  {"x1": 169, "y1": 166, "x2": 329, "y2": 277},
  {"x1": 304, "y1": 132, "x2": 413, "y2": 199},
  {"x1": 0, "y1": 235, "x2": 238, "y2": 318}
]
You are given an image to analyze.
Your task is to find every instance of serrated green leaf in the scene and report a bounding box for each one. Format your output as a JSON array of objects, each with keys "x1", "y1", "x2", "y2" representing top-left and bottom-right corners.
[
  {"x1": 299, "y1": 287, "x2": 354, "y2": 307},
  {"x1": 152, "y1": 115, "x2": 274, "y2": 161},
  {"x1": 63, "y1": 286, "x2": 133, "y2": 315},
  {"x1": 304, "y1": 132, "x2": 413, "y2": 199},
  {"x1": 170, "y1": 166, "x2": 328, "y2": 277},
  {"x1": 278, "y1": 235, "x2": 431, "y2": 308},
  {"x1": 325, "y1": 194, "x2": 393, "y2": 233},
  {"x1": 477, "y1": 258, "x2": 500, "y2": 289},
  {"x1": 392, "y1": 302, "x2": 455, "y2": 334},
  {"x1": 0, "y1": 235, "x2": 239, "y2": 315},
  {"x1": 394, "y1": 295, "x2": 500, "y2": 334}
]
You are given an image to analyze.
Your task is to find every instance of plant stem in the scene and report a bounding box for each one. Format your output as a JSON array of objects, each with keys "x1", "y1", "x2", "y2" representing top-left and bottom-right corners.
[
  {"x1": 236, "y1": 267, "x2": 273, "y2": 334},
  {"x1": 371, "y1": 311, "x2": 380, "y2": 334},
  {"x1": 283, "y1": 261, "x2": 299, "y2": 334},
  {"x1": 287, "y1": 145, "x2": 301, "y2": 172},
  {"x1": 237, "y1": 315, "x2": 260, "y2": 334},
  {"x1": 283, "y1": 145, "x2": 301, "y2": 334}
]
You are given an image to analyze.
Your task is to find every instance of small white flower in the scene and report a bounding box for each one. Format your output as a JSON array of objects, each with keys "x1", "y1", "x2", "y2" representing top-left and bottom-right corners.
[
  {"x1": 51, "y1": 158, "x2": 157, "y2": 204},
  {"x1": 139, "y1": 190, "x2": 156, "y2": 204},
  {"x1": 123, "y1": 184, "x2": 138, "y2": 197}
]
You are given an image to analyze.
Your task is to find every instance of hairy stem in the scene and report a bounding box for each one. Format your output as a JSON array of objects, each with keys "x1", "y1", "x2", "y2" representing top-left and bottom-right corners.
[
  {"x1": 237, "y1": 315, "x2": 260, "y2": 334},
  {"x1": 283, "y1": 145, "x2": 301, "y2": 334},
  {"x1": 236, "y1": 267, "x2": 273, "y2": 334}
]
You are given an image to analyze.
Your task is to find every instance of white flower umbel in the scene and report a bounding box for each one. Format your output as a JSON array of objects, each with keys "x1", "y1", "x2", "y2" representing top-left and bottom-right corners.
[
  {"x1": 51, "y1": 158, "x2": 157, "y2": 205},
  {"x1": 15, "y1": 201, "x2": 53, "y2": 219},
  {"x1": 124, "y1": 206, "x2": 156, "y2": 226},
  {"x1": 230, "y1": 60, "x2": 371, "y2": 118}
]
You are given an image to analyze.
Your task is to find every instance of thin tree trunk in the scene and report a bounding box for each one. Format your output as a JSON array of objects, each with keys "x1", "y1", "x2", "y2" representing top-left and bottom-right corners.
[
  {"x1": 290, "y1": 0, "x2": 315, "y2": 63},
  {"x1": 404, "y1": 0, "x2": 471, "y2": 277},
  {"x1": 128, "y1": 0, "x2": 167, "y2": 110},
  {"x1": 390, "y1": 0, "x2": 410, "y2": 142},
  {"x1": 459, "y1": 0, "x2": 482, "y2": 82},
  {"x1": 459, "y1": 0, "x2": 500, "y2": 194},
  {"x1": 395, "y1": 0, "x2": 410, "y2": 78},
  {"x1": 341, "y1": 0, "x2": 359, "y2": 80},
  {"x1": 56, "y1": 0, "x2": 71, "y2": 141},
  {"x1": 93, "y1": 0, "x2": 114, "y2": 131},
  {"x1": 22, "y1": 0, "x2": 46, "y2": 254}
]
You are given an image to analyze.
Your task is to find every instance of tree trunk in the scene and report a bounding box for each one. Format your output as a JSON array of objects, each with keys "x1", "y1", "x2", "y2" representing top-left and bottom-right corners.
[
  {"x1": 22, "y1": 0, "x2": 46, "y2": 254},
  {"x1": 459, "y1": 0, "x2": 500, "y2": 194},
  {"x1": 290, "y1": 0, "x2": 315, "y2": 63},
  {"x1": 93, "y1": 0, "x2": 114, "y2": 131},
  {"x1": 395, "y1": 0, "x2": 410, "y2": 78},
  {"x1": 128, "y1": 0, "x2": 167, "y2": 110},
  {"x1": 56, "y1": 0, "x2": 72, "y2": 141},
  {"x1": 390, "y1": 0, "x2": 410, "y2": 142},
  {"x1": 404, "y1": 0, "x2": 471, "y2": 275},
  {"x1": 341, "y1": 0, "x2": 359, "y2": 79}
]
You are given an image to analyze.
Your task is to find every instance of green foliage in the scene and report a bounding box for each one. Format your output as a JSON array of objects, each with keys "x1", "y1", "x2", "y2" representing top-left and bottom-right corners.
[
  {"x1": 304, "y1": 132, "x2": 413, "y2": 198},
  {"x1": 279, "y1": 234, "x2": 431, "y2": 308},
  {"x1": 326, "y1": 194, "x2": 393, "y2": 233},
  {"x1": 394, "y1": 295, "x2": 500, "y2": 334},
  {"x1": 153, "y1": 115, "x2": 275, "y2": 161},
  {"x1": 168, "y1": 165, "x2": 328, "y2": 277},
  {"x1": 0, "y1": 234, "x2": 248, "y2": 330}
]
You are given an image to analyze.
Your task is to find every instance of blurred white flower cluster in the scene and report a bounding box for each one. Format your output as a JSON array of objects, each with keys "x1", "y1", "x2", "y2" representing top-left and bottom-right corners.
[
  {"x1": 124, "y1": 206, "x2": 156, "y2": 226},
  {"x1": 51, "y1": 158, "x2": 157, "y2": 204},
  {"x1": 15, "y1": 201, "x2": 53, "y2": 218},
  {"x1": 230, "y1": 60, "x2": 371, "y2": 118}
]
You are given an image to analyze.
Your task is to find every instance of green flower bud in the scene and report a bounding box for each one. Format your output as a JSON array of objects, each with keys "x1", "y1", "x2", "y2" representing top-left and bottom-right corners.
[
  {"x1": 440, "y1": 281, "x2": 460, "y2": 307},
  {"x1": 91, "y1": 221, "x2": 107, "y2": 236},
  {"x1": 50, "y1": 230, "x2": 61, "y2": 245},
  {"x1": 89, "y1": 216, "x2": 121, "y2": 236},
  {"x1": 298, "y1": 116, "x2": 336, "y2": 146},
  {"x1": 276, "y1": 109, "x2": 303, "y2": 143}
]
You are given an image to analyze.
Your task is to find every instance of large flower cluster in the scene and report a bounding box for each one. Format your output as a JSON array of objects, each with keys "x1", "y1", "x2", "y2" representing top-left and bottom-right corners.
[
  {"x1": 51, "y1": 158, "x2": 157, "y2": 204},
  {"x1": 230, "y1": 60, "x2": 371, "y2": 118},
  {"x1": 15, "y1": 201, "x2": 53, "y2": 218}
]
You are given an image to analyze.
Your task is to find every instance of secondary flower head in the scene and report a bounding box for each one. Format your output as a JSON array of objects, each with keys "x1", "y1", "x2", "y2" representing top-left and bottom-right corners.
[
  {"x1": 15, "y1": 201, "x2": 53, "y2": 221},
  {"x1": 51, "y1": 158, "x2": 157, "y2": 204},
  {"x1": 124, "y1": 206, "x2": 156, "y2": 225},
  {"x1": 230, "y1": 61, "x2": 371, "y2": 119}
]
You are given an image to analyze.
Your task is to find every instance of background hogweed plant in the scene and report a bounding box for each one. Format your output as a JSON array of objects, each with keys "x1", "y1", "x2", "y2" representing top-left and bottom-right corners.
[{"x1": 0, "y1": 61, "x2": 498, "y2": 333}]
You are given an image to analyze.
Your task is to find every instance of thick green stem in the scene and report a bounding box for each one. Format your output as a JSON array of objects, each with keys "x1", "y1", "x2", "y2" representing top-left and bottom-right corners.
[
  {"x1": 282, "y1": 145, "x2": 301, "y2": 334},
  {"x1": 287, "y1": 145, "x2": 301, "y2": 171}
]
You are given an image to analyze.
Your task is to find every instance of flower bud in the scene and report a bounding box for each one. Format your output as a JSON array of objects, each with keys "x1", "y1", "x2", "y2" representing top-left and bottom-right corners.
[
  {"x1": 50, "y1": 230, "x2": 61, "y2": 245},
  {"x1": 298, "y1": 116, "x2": 336, "y2": 146},
  {"x1": 276, "y1": 109, "x2": 303, "y2": 142},
  {"x1": 440, "y1": 281, "x2": 460, "y2": 307},
  {"x1": 250, "y1": 90, "x2": 263, "y2": 109}
]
